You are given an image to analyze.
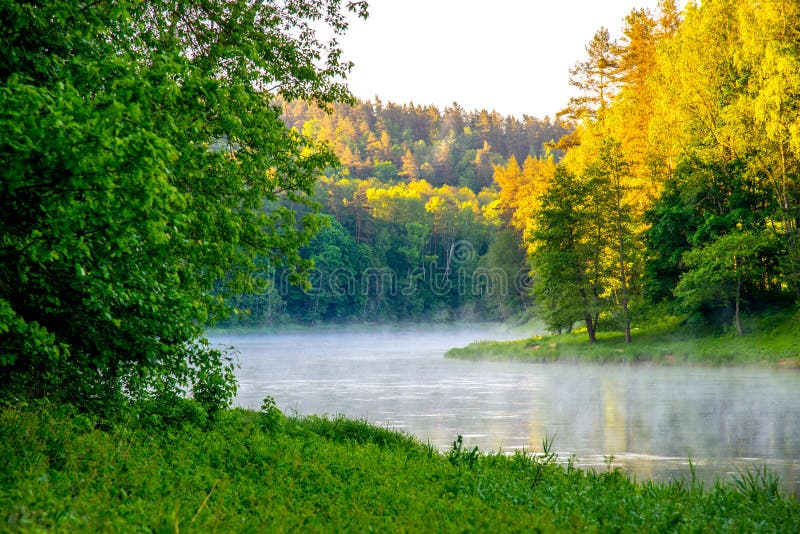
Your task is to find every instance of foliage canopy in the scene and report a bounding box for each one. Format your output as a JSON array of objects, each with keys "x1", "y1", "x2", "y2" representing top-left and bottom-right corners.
[
  {"x1": 0, "y1": 0, "x2": 367, "y2": 411},
  {"x1": 497, "y1": 0, "x2": 800, "y2": 340}
]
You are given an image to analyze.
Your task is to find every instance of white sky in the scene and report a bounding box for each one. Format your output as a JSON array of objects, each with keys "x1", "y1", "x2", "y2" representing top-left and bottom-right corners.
[{"x1": 340, "y1": 0, "x2": 662, "y2": 119}]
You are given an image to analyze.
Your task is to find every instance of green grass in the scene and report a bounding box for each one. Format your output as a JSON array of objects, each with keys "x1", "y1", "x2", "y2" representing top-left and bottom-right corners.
[
  {"x1": 446, "y1": 309, "x2": 800, "y2": 366},
  {"x1": 1, "y1": 401, "x2": 799, "y2": 532}
]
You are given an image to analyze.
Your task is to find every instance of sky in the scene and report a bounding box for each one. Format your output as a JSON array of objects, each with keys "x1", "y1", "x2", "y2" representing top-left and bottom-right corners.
[{"x1": 339, "y1": 0, "x2": 662, "y2": 119}]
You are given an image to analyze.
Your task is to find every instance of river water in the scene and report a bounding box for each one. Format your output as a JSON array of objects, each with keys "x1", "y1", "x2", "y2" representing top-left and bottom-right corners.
[{"x1": 210, "y1": 325, "x2": 800, "y2": 495}]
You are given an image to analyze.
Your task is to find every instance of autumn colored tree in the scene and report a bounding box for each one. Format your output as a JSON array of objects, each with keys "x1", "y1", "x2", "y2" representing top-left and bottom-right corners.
[
  {"x1": 734, "y1": 0, "x2": 800, "y2": 298},
  {"x1": 281, "y1": 97, "x2": 568, "y2": 192},
  {"x1": 400, "y1": 148, "x2": 420, "y2": 181}
]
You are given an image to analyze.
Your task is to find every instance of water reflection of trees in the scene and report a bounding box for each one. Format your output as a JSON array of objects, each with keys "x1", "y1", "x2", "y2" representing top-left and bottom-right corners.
[{"x1": 524, "y1": 366, "x2": 799, "y2": 491}]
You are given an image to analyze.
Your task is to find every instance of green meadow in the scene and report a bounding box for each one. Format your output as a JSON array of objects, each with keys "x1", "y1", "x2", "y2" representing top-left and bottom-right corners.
[{"x1": 2, "y1": 400, "x2": 798, "y2": 532}]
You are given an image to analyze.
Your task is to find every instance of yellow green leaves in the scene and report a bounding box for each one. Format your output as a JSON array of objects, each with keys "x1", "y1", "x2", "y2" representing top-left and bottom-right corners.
[
  {"x1": 561, "y1": 27, "x2": 620, "y2": 122},
  {"x1": 492, "y1": 155, "x2": 555, "y2": 244},
  {"x1": 526, "y1": 0, "x2": 800, "y2": 337}
]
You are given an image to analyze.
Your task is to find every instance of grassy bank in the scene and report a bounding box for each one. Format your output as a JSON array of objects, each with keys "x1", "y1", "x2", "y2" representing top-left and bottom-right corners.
[
  {"x1": 2, "y1": 401, "x2": 799, "y2": 532},
  {"x1": 446, "y1": 309, "x2": 800, "y2": 366}
]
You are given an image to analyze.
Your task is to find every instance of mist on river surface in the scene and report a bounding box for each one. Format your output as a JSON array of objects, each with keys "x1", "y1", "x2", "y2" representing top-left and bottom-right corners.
[{"x1": 209, "y1": 325, "x2": 800, "y2": 495}]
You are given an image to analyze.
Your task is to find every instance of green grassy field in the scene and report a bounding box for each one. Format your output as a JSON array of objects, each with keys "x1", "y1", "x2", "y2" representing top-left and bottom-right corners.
[
  {"x1": 446, "y1": 309, "x2": 800, "y2": 366},
  {"x1": 2, "y1": 400, "x2": 798, "y2": 532}
]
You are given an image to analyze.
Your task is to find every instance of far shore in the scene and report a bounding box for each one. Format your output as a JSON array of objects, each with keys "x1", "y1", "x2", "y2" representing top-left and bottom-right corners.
[{"x1": 446, "y1": 310, "x2": 800, "y2": 367}]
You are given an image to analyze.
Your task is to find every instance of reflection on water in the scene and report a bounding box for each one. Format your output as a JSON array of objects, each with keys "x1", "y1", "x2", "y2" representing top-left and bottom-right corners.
[{"x1": 210, "y1": 326, "x2": 800, "y2": 495}]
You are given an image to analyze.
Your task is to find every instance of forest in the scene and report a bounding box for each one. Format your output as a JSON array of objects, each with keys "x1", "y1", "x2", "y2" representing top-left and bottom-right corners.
[
  {"x1": 244, "y1": 0, "x2": 800, "y2": 341},
  {"x1": 231, "y1": 100, "x2": 569, "y2": 324},
  {"x1": 520, "y1": 0, "x2": 800, "y2": 342}
]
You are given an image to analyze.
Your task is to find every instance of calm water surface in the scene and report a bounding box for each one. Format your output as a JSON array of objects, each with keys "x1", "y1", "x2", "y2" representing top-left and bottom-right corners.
[{"x1": 210, "y1": 326, "x2": 800, "y2": 494}]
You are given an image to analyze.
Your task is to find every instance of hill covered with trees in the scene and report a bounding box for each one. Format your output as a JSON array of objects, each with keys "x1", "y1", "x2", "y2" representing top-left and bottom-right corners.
[
  {"x1": 228, "y1": 100, "x2": 569, "y2": 324},
  {"x1": 282, "y1": 98, "x2": 569, "y2": 190}
]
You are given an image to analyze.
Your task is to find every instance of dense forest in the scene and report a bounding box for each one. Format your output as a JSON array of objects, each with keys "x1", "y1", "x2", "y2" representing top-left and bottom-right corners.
[
  {"x1": 281, "y1": 99, "x2": 569, "y2": 190},
  {"x1": 498, "y1": 0, "x2": 800, "y2": 341},
  {"x1": 230, "y1": 100, "x2": 568, "y2": 324},
  {"x1": 240, "y1": 0, "x2": 800, "y2": 338}
]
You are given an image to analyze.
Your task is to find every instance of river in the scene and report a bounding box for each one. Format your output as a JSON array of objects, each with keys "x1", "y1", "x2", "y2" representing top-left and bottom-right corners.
[{"x1": 209, "y1": 325, "x2": 800, "y2": 495}]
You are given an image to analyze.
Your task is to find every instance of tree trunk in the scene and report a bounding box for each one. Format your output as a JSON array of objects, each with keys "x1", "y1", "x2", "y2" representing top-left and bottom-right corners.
[
  {"x1": 585, "y1": 313, "x2": 596, "y2": 343},
  {"x1": 735, "y1": 274, "x2": 743, "y2": 337},
  {"x1": 618, "y1": 237, "x2": 631, "y2": 344},
  {"x1": 624, "y1": 316, "x2": 631, "y2": 344},
  {"x1": 613, "y1": 173, "x2": 632, "y2": 344}
]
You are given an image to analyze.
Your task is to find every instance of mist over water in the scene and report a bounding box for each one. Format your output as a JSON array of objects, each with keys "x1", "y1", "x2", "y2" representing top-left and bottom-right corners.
[{"x1": 210, "y1": 325, "x2": 800, "y2": 494}]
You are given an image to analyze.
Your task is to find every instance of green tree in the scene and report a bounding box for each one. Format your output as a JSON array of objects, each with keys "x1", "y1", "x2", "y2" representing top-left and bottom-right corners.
[
  {"x1": 642, "y1": 178, "x2": 695, "y2": 305},
  {"x1": 285, "y1": 217, "x2": 371, "y2": 322},
  {"x1": 674, "y1": 230, "x2": 778, "y2": 336},
  {"x1": 478, "y1": 228, "x2": 531, "y2": 321},
  {"x1": 590, "y1": 138, "x2": 639, "y2": 343},
  {"x1": 530, "y1": 166, "x2": 608, "y2": 342},
  {"x1": 0, "y1": 0, "x2": 367, "y2": 411},
  {"x1": 373, "y1": 161, "x2": 399, "y2": 182}
]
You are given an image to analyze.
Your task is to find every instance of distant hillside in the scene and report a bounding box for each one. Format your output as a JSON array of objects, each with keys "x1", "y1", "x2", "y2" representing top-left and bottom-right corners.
[{"x1": 281, "y1": 98, "x2": 570, "y2": 190}]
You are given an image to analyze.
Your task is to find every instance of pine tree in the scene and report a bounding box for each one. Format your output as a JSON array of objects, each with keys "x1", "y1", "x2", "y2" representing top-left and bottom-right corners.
[{"x1": 560, "y1": 27, "x2": 620, "y2": 122}]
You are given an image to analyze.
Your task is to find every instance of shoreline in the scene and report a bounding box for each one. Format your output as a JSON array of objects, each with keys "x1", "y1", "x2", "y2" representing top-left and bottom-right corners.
[
  {"x1": 3, "y1": 403, "x2": 798, "y2": 530},
  {"x1": 445, "y1": 310, "x2": 800, "y2": 367}
]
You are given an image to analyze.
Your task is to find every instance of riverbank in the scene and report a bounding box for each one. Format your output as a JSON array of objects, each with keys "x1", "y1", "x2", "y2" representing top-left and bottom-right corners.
[
  {"x1": 2, "y1": 401, "x2": 798, "y2": 531},
  {"x1": 446, "y1": 310, "x2": 800, "y2": 366}
]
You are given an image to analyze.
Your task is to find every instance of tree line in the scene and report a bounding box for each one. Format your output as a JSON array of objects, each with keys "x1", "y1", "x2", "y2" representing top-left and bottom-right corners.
[
  {"x1": 281, "y1": 98, "x2": 570, "y2": 190},
  {"x1": 231, "y1": 177, "x2": 533, "y2": 324},
  {"x1": 231, "y1": 0, "x2": 800, "y2": 340}
]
